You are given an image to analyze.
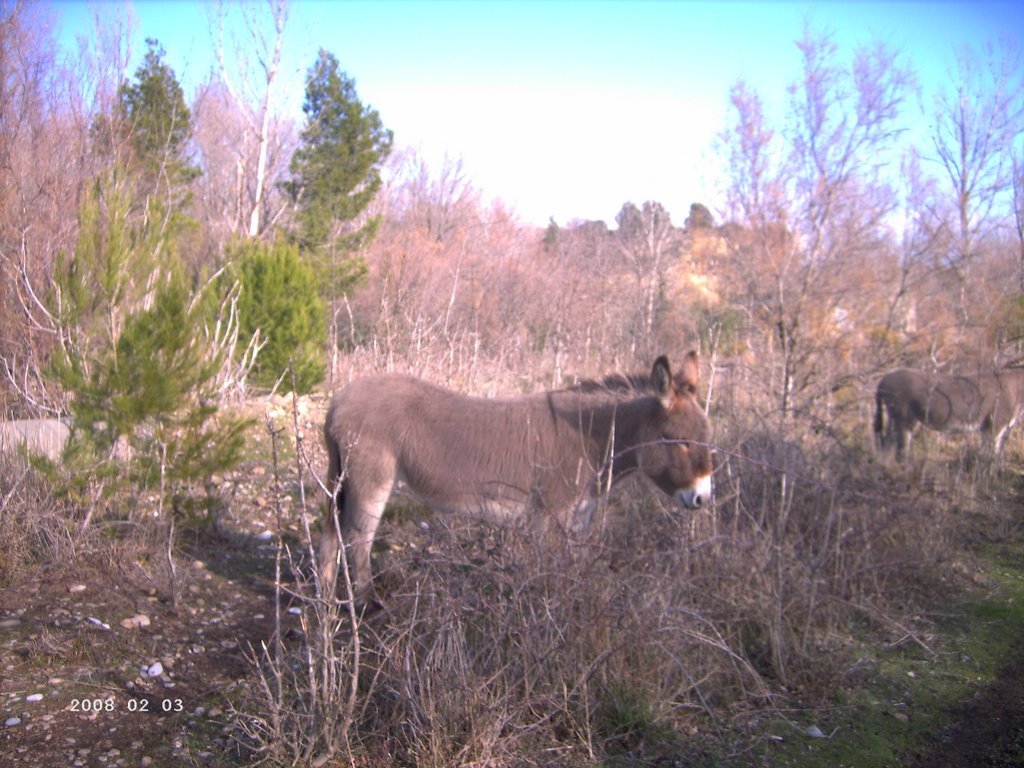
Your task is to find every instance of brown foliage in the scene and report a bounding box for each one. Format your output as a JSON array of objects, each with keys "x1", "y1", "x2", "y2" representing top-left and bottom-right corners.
[{"x1": 0, "y1": 3, "x2": 88, "y2": 414}]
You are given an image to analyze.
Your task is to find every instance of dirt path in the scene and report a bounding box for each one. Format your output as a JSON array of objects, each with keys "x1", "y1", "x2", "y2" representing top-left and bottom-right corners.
[{"x1": 906, "y1": 650, "x2": 1024, "y2": 767}]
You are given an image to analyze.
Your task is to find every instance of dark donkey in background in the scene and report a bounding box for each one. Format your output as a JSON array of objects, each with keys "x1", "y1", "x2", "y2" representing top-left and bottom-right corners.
[
  {"x1": 320, "y1": 353, "x2": 714, "y2": 606},
  {"x1": 874, "y1": 365, "x2": 1024, "y2": 462}
]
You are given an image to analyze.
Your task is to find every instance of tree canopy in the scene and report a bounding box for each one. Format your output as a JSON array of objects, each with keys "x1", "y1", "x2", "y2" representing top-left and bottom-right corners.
[
  {"x1": 286, "y1": 48, "x2": 393, "y2": 254},
  {"x1": 117, "y1": 38, "x2": 200, "y2": 193}
]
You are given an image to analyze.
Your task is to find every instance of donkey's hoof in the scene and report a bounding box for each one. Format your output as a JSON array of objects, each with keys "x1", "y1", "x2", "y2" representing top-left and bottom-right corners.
[
  {"x1": 362, "y1": 597, "x2": 385, "y2": 616},
  {"x1": 340, "y1": 596, "x2": 384, "y2": 618}
]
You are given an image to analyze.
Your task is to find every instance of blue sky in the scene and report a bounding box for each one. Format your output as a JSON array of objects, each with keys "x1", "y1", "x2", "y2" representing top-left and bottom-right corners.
[{"x1": 51, "y1": 0, "x2": 1023, "y2": 227}]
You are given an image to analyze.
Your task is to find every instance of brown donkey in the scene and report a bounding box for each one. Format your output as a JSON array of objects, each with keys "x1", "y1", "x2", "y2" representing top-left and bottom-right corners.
[
  {"x1": 874, "y1": 366, "x2": 1024, "y2": 462},
  {"x1": 320, "y1": 353, "x2": 714, "y2": 606}
]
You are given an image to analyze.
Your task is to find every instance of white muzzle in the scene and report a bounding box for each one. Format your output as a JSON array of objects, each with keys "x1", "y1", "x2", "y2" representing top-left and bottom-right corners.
[{"x1": 677, "y1": 473, "x2": 713, "y2": 510}]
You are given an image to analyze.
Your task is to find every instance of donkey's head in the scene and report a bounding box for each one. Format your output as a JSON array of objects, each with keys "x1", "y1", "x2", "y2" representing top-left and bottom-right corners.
[{"x1": 638, "y1": 352, "x2": 714, "y2": 510}]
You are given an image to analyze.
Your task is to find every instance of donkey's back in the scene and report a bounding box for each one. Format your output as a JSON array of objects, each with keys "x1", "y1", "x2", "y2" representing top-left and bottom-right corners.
[{"x1": 324, "y1": 373, "x2": 568, "y2": 515}]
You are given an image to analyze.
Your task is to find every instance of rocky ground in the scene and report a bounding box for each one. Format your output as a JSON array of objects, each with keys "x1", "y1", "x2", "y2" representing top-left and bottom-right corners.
[
  {"x1": 0, "y1": 395, "x2": 325, "y2": 767},
  {"x1": 0, "y1": 537, "x2": 298, "y2": 766}
]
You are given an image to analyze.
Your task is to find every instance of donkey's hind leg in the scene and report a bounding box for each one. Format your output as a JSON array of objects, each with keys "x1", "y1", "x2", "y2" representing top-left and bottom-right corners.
[
  {"x1": 888, "y1": 409, "x2": 912, "y2": 463},
  {"x1": 319, "y1": 478, "x2": 345, "y2": 596},
  {"x1": 894, "y1": 424, "x2": 910, "y2": 462},
  {"x1": 986, "y1": 411, "x2": 1019, "y2": 474},
  {"x1": 874, "y1": 395, "x2": 887, "y2": 453},
  {"x1": 319, "y1": 432, "x2": 347, "y2": 596},
  {"x1": 339, "y1": 478, "x2": 393, "y2": 608},
  {"x1": 320, "y1": 479, "x2": 392, "y2": 607},
  {"x1": 879, "y1": 405, "x2": 898, "y2": 459}
]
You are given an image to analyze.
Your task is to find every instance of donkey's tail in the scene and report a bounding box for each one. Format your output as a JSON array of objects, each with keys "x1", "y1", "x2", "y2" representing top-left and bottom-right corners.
[
  {"x1": 873, "y1": 391, "x2": 886, "y2": 451},
  {"x1": 324, "y1": 436, "x2": 346, "y2": 517},
  {"x1": 332, "y1": 477, "x2": 346, "y2": 517}
]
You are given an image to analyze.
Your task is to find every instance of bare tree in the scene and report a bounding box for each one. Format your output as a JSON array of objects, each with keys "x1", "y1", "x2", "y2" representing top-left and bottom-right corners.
[
  {"x1": 879, "y1": 150, "x2": 944, "y2": 356},
  {"x1": 210, "y1": 0, "x2": 290, "y2": 238},
  {"x1": 75, "y1": 2, "x2": 135, "y2": 121},
  {"x1": 931, "y1": 37, "x2": 1024, "y2": 278},
  {"x1": 614, "y1": 201, "x2": 681, "y2": 357},
  {"x1": 0, "y1": 1, "x2": 92, "y2": 413},
  {"x1": 71, "y1": 3, "x2": 136, "y2": 175},
  {"x1": 709, "y1": 29, "x2": 916, "y2": 683},
  {"x1": 1015, "y1": 149, "x2": 1024, "y2": 292},
  {"x1": 719, "y1": 26, "x2": 912, "y2": 419},
  {"x1": 392, "y1": 151, "x2": 481, "y2": 244}
]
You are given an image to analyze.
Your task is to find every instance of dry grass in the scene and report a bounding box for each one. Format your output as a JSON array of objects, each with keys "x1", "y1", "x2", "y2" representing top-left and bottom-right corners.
[{"x1": 0, "y1": 451, "x2": 75, "y2": 587}]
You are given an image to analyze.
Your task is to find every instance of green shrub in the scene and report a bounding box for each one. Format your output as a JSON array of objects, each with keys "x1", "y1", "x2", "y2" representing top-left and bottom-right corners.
[{"x1": 227, "y1": 238, "x2": 326, "y2": 394}]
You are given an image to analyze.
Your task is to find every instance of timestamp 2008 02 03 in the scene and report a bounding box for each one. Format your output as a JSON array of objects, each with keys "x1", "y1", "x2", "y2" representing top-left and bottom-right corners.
[{"x1": 69, "y1": 697, "x2": 185, "y2": 714}]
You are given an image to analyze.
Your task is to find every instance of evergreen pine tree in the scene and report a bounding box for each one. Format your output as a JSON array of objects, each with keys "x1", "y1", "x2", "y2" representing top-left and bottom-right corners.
[
  {"x1": 117, "y1": 38, "x2": 200, "y2": 214},
  {"x1": 48, "y1": 173, "x2": 248, "y2": 525},
  {"x1": 286, "y1": 49, "x2": 393, "y2": 257},
  {"x1": 284, "y1": 49, "x2": 392, "y2": 379}
]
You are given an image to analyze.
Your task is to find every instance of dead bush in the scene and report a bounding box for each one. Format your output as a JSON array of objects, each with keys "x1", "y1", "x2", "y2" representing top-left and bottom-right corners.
[
  {"x1": 341, "y1": 506, "x2": 773, "y2": 764},
  {"x1": 0, "y1": 451, "x2": 74, "y2": 586},
  {"x1": 710, "y1": 422, "x2": 959, "y2": 689}
]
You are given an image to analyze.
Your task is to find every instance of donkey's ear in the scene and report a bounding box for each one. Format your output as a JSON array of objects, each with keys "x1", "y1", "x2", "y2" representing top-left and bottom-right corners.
[
  {"x1": 677, "y1": 351, "x2": 700, "y2": 395},
  {"x1": 652, "y1": 355, "x2": 675, "y2": 409}
]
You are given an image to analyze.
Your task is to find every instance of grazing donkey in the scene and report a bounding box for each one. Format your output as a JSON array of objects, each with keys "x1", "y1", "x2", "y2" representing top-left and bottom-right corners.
[
  {"x1": 320, "y1": 353, "x2": 714, "y2": 606},
  {"x1": 874, "y1": 366, "x2": 1024, "y2": 462}
]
